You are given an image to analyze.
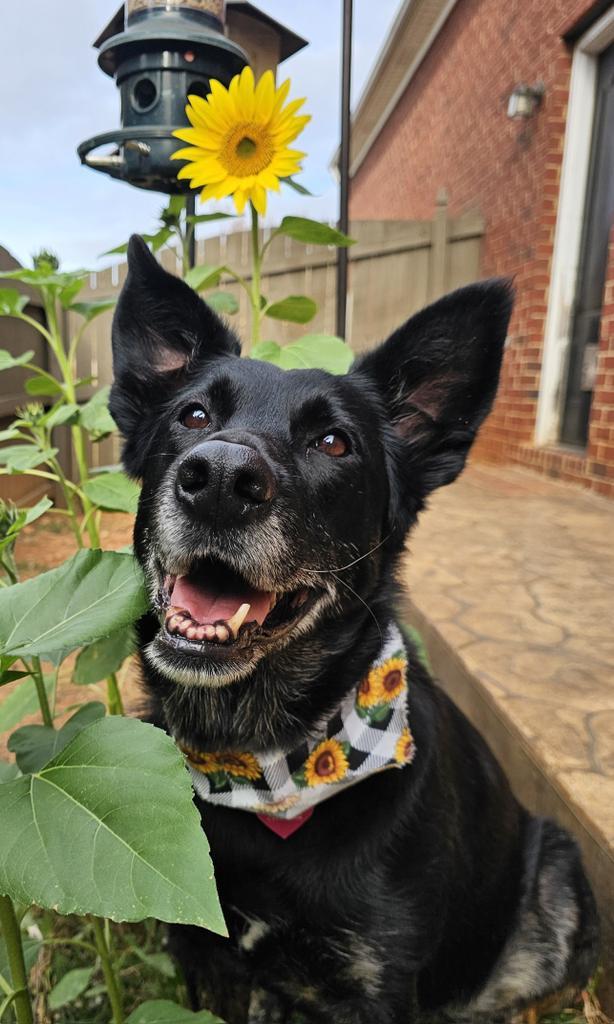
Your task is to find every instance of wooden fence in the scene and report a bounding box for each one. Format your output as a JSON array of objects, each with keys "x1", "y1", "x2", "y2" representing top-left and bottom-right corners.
[{"x1": 1, "y1": 199, "x2": 483, "y2": 492}]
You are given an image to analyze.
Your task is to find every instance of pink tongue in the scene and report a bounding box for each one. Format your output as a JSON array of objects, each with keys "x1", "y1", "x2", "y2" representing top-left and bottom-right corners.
[{"x1": 172, "y1": 576, "x2": 272, "y2": 625}]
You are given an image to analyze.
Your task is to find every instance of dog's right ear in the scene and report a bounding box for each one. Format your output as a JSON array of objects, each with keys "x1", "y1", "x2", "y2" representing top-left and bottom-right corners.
[{"x1": 110, "y1": 235, "x2": 240, "y2": 474}]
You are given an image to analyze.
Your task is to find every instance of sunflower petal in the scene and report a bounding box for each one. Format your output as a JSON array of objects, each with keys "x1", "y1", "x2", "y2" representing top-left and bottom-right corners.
[
  {"x1": 237, "y1": 65, "x2": 256, "y2": 120},
  {"x1": 233, "y1": 189, "x2": 249, "y2": 214},
  {"x1": 254, "y1": 69, "x2": 275, "y2": 123},
  {"x1": 271, "y1": 78, "x2": 291, "y2": 117},
  {"x1": 250, "y1": 184, "x2": 267, "y2": 216}
]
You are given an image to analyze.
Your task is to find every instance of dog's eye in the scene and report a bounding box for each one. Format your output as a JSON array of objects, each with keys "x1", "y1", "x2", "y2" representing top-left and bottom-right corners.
[
  {"x1": 180, "y1": 404, "x2": 210, "y2": 429},
  {"x1": 311, "y1": 433, "x2": 349, "y2": 457}
]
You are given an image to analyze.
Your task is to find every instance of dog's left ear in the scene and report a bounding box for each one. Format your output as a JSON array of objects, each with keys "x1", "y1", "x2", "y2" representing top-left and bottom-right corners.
[
  {"x1": 110, "y1": 235, "x2": 240, "y2": 474},
  {"x1": 354, "y1": 279, "x2": 513, "y2": 505}
]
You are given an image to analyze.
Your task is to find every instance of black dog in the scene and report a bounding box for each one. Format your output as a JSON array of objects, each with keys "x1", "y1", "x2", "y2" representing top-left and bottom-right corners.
[{"x1": 110, "y1": 236, "x2": 598, "y2": 1024}]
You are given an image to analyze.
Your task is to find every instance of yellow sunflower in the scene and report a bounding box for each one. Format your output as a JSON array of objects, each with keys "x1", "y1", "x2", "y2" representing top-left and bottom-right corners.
[
  {"x1": 171, "y1": 66, "x2": 310, "y2": 216},
  {"x1": 181, "y1": 745, "x2": 262, "y2": 781},
  {"x1": 304, "y1": 739, "x2": 349, "y2": 787},
  {"x1": 395, "y1": 728, "x2": 415, "y2": 765},
  {"x1": 358, "y1": 657, "x2": 407, "y2": 708}
]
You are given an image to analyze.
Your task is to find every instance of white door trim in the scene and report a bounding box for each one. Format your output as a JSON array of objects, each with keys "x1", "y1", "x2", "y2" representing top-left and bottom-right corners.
[{"x1": 535, "y1": 5, "x2": 614, "y2": 446}]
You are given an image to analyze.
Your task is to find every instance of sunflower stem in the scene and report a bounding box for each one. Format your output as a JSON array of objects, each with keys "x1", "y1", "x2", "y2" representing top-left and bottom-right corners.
[{"x1": 249, "y1": 203, "x2": 262, "y2": 355}]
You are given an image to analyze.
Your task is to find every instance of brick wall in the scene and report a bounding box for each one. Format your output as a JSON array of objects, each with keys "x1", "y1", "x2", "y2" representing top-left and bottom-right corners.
[{"x1": 350, "y1": 0, "x2": 614, "y2": 497}]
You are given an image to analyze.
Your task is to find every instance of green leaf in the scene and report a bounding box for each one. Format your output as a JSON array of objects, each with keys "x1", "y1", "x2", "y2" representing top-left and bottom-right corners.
[
  {"x1": 83, "y1": 472, "x2": 140, "y2": 514},
  {"x1": 0, "y1": 497, "x2": 53, "y2": 554},
  {"x1": 206, "y1": 291, "x2": 239, "y2": 315},
  {"x1": 8, "y1": 702, "x2": 106, "y2": 774},
  {"x1": 185, "y1": 212, "x2": 235, "y2": 225},
  {"x1": 0, "y1": 761, "x2": 20, "y2": 784},
  {"x1": 184, "y1": 264, "x2": 225, "y2": 292},
  {"x1": 251, "y1": 341, "x2": 282, "y2": 364},
  {"x1": 0, "y1": 549, "x2": 149, "y2": 660},
  {"x1": 130, "y1": 947, "x2": 177, "y2": 978},
  {"x1": 24, "y1": 374, "x2": 63, "y2": 396},
  {"x1": 0, "y1": 267, "x2": 88, "y2": 290},
  {"x1": 0, "y1": 445, "x2": 57, "y2": 471},
  {"x1": 80, "y1": 387, "x2": 117, "y2": 436},
  {"x1": 0, "y1": 428, "x2": 22, "y2": 442},
  {"x1": 58, "y1": 277, "x2": 85, "y2": 309},
  {"x1": 0, "y1": 288, "x2": 28, "y2": 317},
  {"x1": 42, "y1": 402, "x2": 80, "y2": 429},
  {"x1": 0, "y1": 676, "x2": 54, "y2": 734},
  {"x1": 48, "y1": 966, "x2": 94, "y2": 1010},
  {"x1": 74, "y1": 626, "x2": 136, "y2": 685},
  {"x1": 265, "y1": 295, "x2": 317, "y2": 325},
  {"x1": 69, "y1": 298, "x2": 116, "y2": 323},
  {"x1": 282, "y1": 177, "x2": 314, "y2": 197},
  {"x1": 127, "y1": 999, "x2": 224, "y2": 1023},
  {"x1": 0, "y1": 671, "x2": 29, "y2": 687},
  {"x1": 254, "y1": 335, "x2": 353, "y2": 374},
  {"x1": 276, "y1": 216, "x2": 355, "y2": 248},
  {"x1": 0, "y1": 348, "x2": 34, "y2": 371},
  {"x1": 102, "y1": 229, "x2": 171, "y2": 257},
  {"x1": 0, "y1": 717, "x2": 227, "y2": 931}
]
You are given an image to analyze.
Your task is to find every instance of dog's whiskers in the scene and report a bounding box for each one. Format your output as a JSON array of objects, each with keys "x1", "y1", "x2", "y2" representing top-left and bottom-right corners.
[
  {"x1": 330, "y1": 571, "x2": 383, "y2": 642},
  {"x1": 299, "y1": 533, "x2": 392, "y2": 576}
]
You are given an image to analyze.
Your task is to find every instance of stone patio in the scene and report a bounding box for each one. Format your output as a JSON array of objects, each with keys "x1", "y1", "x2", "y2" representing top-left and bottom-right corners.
[{"x1": 401, "y1": 463, "x2": 614, "y2": 1006}]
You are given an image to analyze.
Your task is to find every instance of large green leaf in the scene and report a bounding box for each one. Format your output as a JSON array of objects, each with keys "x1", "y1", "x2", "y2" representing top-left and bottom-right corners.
[
  {"x1": 48, "y1": 967, "x2": 94, "y2": 1010},
  {"x1": 79, "y1": 387, "x2": 117, "y2": 437},
  {"x1": 8, "y1": 701, "x2": 106, "y2": 774},
  {"x1": 276, "y1": 216, "x2": 355, "y2": 247},
  {"x1": 0, "y1": 445, "x2": 58, "y2": 471},
  {"x1": 265, "y1": 296, "x2": 317, "y2": 324},
  {"x1": 41, "y1": 402, "x2": 80, "y2": 429},
  {"x1": 0, "y1": 289, "x2": 28, "y2": 317},
  {"x1": 0, "y1": 676, "x2": 54, "y2": 735},
  {"x1": 253, "y1": 334, "x2": 354, "y2": 374},
  {"x1": 69, "y1": 298, "x2": 116, "y2": 323},
  {"x1": 74, "y1": 626, "x2": 136, "y2": 685},
  {"x1": 0, "y1": 717, "x2": 227, "y2": 931},
  {"x1": 127, "y1": 1000, "x2": 224, "y2": 1023},
  {"x1": 0, "y1": 349, "x2": 34, "y2": 371},
  {"x1": 184, "y1": 264, "x2": 225, "y2": 292},
  {"x1": 0, "y1": 549, "x2": 149, "y2": 660},
  {"x1": 83, "y1": 471, "x2": 140, "y2": 514}
]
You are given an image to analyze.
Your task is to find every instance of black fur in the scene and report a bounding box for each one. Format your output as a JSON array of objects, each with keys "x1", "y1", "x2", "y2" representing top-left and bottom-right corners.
[{"x1": 111, "y1": 235, "x2": 599, "y2": 1023}]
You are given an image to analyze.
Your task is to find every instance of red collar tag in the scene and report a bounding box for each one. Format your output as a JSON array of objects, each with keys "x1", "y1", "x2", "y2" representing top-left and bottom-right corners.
[{"x1": 256, "y1": 807, "x2": 314, "y2": 838}]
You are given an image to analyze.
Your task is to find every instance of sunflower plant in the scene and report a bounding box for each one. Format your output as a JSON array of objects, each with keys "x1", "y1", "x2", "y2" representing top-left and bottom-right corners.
[
  {"x1": 172, "y1": 65, "x2": 355, "y2": 364},
  {"x1": 0, "y1": 259, "x2": 226, "y2": 1024}
]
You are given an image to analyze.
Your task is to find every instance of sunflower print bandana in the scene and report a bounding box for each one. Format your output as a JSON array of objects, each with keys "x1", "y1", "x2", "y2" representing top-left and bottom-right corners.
[{"x1": 178, "y1": 623, "x2": 415, "y2": 822}]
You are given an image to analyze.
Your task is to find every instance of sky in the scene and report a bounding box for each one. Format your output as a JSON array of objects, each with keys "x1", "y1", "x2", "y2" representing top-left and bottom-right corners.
[{"x1": 0, "y1": 0, "x2": 401, "y2": 270}]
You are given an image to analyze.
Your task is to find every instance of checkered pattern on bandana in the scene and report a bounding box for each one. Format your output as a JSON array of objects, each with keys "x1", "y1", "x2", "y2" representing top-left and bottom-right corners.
[{"x1": 178, "y1": 623, "x2": 415, "y2": 821}]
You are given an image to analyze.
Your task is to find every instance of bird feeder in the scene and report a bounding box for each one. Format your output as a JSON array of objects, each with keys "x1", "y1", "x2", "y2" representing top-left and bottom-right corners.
[{"x1": 77, "y1": 0, "x2": 307, "y2": 195}]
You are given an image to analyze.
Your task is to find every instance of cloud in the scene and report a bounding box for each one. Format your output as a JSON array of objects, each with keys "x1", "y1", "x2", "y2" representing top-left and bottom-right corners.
[{"x1": 0, "y1": 0, "x2": 399, "y2": 269}]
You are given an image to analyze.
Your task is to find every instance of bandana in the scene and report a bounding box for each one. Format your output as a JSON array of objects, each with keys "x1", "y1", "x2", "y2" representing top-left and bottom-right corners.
[{"x1": 178, "y1": 623, "x2": 415, "y2": 836}]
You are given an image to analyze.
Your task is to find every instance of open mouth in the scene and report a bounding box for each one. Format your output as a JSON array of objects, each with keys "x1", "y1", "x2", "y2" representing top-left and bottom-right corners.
[{"x1": 156, "y1": 558, "x2": 319, "y2": 656}]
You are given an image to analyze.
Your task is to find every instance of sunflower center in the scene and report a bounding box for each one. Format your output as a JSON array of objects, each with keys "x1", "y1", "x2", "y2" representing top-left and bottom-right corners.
[
  {"x1": 315, "y1": 752, "x2": 336, "y2": 776},
  {"x1": 221, "y1": 123, "x2": 275, "y2": 177}
]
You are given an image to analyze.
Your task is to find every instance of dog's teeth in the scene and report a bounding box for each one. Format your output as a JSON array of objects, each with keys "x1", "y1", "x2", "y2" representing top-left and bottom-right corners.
[
  {"x1": 186, "y1": 625, "x2": 199, "y2": 640},
  {"x1": 226, "y1": 603, "x2": 251, "y2": 638},
  {"x1": 177, "y1": 619, "x2": 192, "y2": 636},
  {"x1": 204, "y1": 624, "x2": 217, "y2": 641},
  {"x1": 215, "y1": 624, "x2": 230, "y2": 643}
]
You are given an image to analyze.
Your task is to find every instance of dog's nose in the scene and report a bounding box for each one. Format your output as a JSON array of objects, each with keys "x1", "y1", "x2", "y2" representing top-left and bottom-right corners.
[{"x1": 175, "y1": 441, "x2": 277, "y2": 522}]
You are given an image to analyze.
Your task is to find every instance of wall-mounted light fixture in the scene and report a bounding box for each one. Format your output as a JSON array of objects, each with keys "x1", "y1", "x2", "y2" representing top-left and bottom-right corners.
[{"x1": 507, "y1": 82, "x2": 545, "y2": 119}]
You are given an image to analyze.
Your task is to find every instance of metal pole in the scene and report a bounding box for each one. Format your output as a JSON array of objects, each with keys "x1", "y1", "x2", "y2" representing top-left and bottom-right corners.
[
  {"x1": 336, "y1": 0, "x2": 353, "y2": 340},
  {"x1": 186, "y1": 194, "x2": 197, "y2": 269}
]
